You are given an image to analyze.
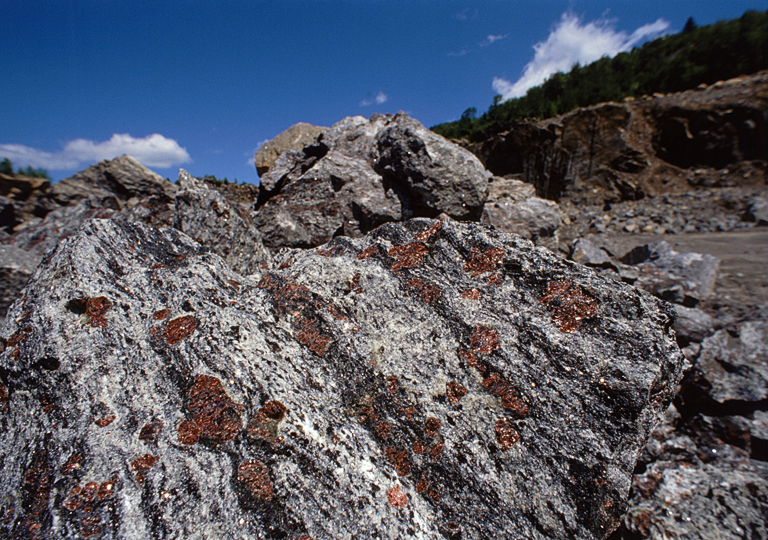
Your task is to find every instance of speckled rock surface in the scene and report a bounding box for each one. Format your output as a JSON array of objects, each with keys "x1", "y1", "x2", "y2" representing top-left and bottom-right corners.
[
  {"x1": 613, "y1": 399, "x2": 768, "y2": 540},
  {"x1": 0, "y1": 215, "x2": 683, "y2": 539},
  {"x1": 0, "y1": 163, "x2": 270, "y2": 324},
  {"x1": 174, "y1": 170, "x2": 270, "y2": 274}
]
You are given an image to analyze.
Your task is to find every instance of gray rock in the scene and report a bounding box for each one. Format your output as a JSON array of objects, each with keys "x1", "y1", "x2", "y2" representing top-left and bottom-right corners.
[
  {"x1": 0, "y1": 160, "x2": 265, "y2": 324},
  {"x1": 0, "y1": 199, "x2": 122, "y2": 321},
  {"x1": 672, "y1": 305, "x2": 715, "y2": 345},
  {"x1": 751, "y1": 410, "x2": 768, "y2": 442},
  {"x1": 617, "y1": 402, "x2": 768, "y2": 540},
  {"x1": 684, "y1": 321, "x2": 768, "y2": 406},
  {"x1": 174, "y1": 170, "x2": 271, "y2": 275},
  {"x1": 620, "y1": 458, "x2": 768, "y2": 539},
  {"x1": 255, "y1": 113, "x2": 489, "y2": 249},
  {"x1": 745, "y1": 196, "x2": 768, "y2": 226},
  {"x1": 621, "y1": 241, "x2": 719, "y2": 305},
  {"x1": 0, "y1": 216, "x2": 683, "y2": 539},
  {"x1": 253, "y1": 149, "x2": 402, "y2": 249},
  {"x1": 570, "y1": 238, "x2": 613, "y2": 267},
  {"x1": 376, "y1": 113, "x2": 489, "y2": 220},
  {"x1": 0, "y1": 195, "x2": 20, "y2": 233},
  {"x1": 36, "y1": 154, "x2": 176, "y2": 213},
  {"x1": 254, "y1": 122, "x2": 327, "y2": 176},
  {"x1": 482, "y1": 195, "x2": 562, "y2": 241},
  {"x1": 0, "y1": 243, "x2": 39, "y2": 324},
  {"x1": 485, "y1": 176, "x2": 536, "y2": 203}
]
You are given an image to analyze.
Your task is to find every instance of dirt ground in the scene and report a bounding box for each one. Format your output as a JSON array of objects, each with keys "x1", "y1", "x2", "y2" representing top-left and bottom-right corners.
[{"x1": 590, "y1": 229, "x2": 768, "y2": 322}]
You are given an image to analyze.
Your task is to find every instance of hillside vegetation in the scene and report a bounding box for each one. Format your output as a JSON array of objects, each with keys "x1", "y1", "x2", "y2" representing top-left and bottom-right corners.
[
  {"x1": 0, "y1": 158, "x2": 50, "y2": 180},
  {"x1": 431, "y1": 10, "x2": 768, "y2": 140}
]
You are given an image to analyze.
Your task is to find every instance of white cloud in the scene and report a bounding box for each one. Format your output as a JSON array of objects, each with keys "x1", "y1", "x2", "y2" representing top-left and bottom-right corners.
[
  {"x1": 359, "y1": 91, "x2": 388, "y2": 107},
  {"x1": 492, "y1": 13, "x2": 670, "y2": 100},
  {"x1": 454, "y1": 9, "x2": 477, "y2": 21},
  {"x1": 0, "y1": 133, "x2": 191, "y2": 171},
  {"x1": 481, "y1": 34, "x2": 508, "y2": 47}
]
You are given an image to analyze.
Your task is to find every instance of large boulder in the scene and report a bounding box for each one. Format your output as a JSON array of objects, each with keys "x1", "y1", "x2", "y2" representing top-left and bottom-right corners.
[
  {"x1": 255, "y1": 113, "x2": 490, "y2": 249},
  {"x1": 254, "y1": 122, "x2": 327, "y2": 176},
  {"x1": 0, "y1": 215, "x2": 683, "y2": 539}
]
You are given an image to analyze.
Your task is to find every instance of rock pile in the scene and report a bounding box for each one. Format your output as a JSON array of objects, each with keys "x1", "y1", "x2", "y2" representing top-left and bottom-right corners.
[{"x1": 1, "y1": 71, "x2": 767, "y2": 539}]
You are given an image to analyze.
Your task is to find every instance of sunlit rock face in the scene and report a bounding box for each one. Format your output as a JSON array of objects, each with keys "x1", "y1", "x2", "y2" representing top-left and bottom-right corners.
[
  {"x1": 0, "y1": 214, "x2": 682, "y2": 539},
  {"x1": 254, "y1": 112, "x2": 491, "y2": 249}
]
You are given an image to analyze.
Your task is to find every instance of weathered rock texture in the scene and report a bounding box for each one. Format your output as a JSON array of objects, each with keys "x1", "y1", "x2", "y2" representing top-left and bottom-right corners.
[
  {"x1": 0, "y1": 216, "x2": 683, "y2": 539},
  {"x1": 254, "y1": 112, "x2": 490, "y2": 249},
  {"x1": 174, "y1": 170, "x2": 270, "y2": 274},
  {"x1": 254, "y1": 122, "x2": 328, "y2": 176},
  {"x1": 0, "y1": 160, "x2": 271, "y2": 324}
]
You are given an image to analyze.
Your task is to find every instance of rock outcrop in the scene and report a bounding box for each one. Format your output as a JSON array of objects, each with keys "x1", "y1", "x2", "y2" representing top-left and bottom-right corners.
[
  {"x1": 254, "y1": 112, "x2": 490, "y2": 249},
  {"x1": 254, "y1": 122, "x2": 328, "y2": 176},
  {"x1": 0, "y1": 215, "x2": 683, "y2": 539}
]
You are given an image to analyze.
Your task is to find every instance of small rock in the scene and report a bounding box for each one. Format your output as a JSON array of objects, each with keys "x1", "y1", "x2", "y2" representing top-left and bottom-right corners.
[
  {"x1": 745, "y1": 197, "x2": 768, "y2": 226},
  {"x1": 570, "y1": 238, "x2": 613, "y2": 267}
]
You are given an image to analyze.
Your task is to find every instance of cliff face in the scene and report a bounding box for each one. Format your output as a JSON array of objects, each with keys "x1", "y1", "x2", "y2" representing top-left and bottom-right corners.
[{"x1": 461, "y1": 71, "x2": 768, "y2": 206}]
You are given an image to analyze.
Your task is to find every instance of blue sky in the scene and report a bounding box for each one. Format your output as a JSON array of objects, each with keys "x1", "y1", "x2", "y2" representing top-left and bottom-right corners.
[{"x1": 1, "y1": 1, "x2": 764, "y2": 184}]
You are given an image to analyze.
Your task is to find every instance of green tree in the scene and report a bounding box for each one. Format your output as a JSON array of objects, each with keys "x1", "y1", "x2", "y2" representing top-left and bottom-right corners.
[
  {"x1": 683, "y1": 17, "x2": 696, "y2": 33},
  {"x1": 0, "y1": 158, "x2": 13, "y2": 175}
]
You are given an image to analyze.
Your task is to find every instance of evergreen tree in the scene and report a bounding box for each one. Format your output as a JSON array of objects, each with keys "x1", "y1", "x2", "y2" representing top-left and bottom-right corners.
[{"x1": 0, "y1": 158, "x2": 13, "y2": 175}]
